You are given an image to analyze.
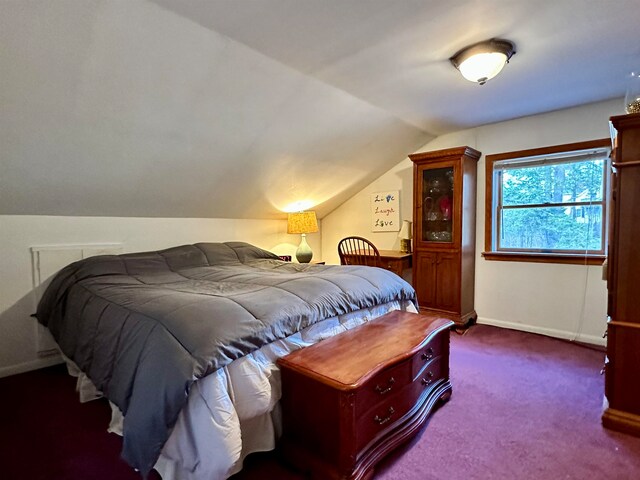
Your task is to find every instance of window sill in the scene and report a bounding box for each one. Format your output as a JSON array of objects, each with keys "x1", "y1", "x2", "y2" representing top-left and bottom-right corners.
[{"x1": 481, "y1": 251, "x2": 606, "y2": 266}]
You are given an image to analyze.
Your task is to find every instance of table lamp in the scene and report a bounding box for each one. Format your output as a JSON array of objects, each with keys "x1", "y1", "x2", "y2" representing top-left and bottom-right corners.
[
  {"x1": 398, "y1": 220, "x2": 412, "y2": 254},
  {"x1": 287, "y1": 211, "x2": 319, "y2": 263}
]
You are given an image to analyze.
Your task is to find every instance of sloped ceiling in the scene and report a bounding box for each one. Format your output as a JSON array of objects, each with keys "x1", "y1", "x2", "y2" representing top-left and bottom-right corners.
[{"x1": 1, "y1": 0, "x2": 637, "y2": 219}]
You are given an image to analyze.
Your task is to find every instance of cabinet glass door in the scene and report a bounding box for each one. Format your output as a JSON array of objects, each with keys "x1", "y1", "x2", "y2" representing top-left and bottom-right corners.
[{"x1": 422, "y1": 166, "x2": 454, "y2": 243}]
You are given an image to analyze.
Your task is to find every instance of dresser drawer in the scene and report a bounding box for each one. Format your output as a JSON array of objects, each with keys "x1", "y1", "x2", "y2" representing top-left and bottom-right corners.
[
  {"x1": 356, "y1": 359, "x2": 413, "y2": 414},
  {"x1": 356, "y1": 357, "x2": 445, "y2": 453},
  {"x1": 356, "y1": 335, "x2": 445, "y2": 414},
  {"x1": 411, "y1": 333, "x2": 445, "y2": 380}
]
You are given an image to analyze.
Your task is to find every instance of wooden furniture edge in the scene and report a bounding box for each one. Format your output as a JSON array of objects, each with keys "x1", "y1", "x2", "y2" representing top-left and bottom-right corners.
[
  {"x1": 409, "y1": 146, "x2": 481, "y2": 162},
  {"x1": 602, "y1": 408, "x2": 640, "y2": 437},
  {"x1": 610, "y1": 112, "x2": 640, "y2": 129},
  {"x1": 608, "y1": 320, "x2": 640, "y2": 330},
  {"x1": 378, "y1": 250, "x2": 412, "y2": 260},
  {"x1": 418, "y1": 307, "x2": 477, "y2": 327}
]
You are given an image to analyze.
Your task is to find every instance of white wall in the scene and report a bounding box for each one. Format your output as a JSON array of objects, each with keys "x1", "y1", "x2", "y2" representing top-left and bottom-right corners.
[
  {"x1": 0, "y1": 215, "x2": 322, "y2": 377},
  {"x1": 322, "y1": 98, "x2": 624, "y2": 345},
  {"x1": 0, "y1": 0, "x2": 428, "y2": 220},
  {"x1": 0, "y1": 99, "x2": 622, "y2": 378}
]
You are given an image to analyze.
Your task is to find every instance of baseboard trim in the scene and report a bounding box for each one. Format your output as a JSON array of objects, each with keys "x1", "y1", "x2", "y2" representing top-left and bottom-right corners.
[
  {"x1": 0, "y1": 355, "x2": 64, "y2": 379},
  {"x1": 477, "y1": 317, "x2": 605, "y2": 347}
]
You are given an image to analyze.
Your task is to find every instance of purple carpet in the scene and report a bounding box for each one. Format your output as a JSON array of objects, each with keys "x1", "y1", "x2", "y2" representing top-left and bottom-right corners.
[
  {"x1": 1, "y1": 325, "x2": 639, "y2": 480},
  {"x1": 373, "y1": 325, "x2": 640, "y2": 480}
]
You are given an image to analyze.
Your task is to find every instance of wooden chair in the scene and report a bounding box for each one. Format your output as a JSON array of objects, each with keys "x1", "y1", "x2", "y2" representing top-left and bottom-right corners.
[{"x1": 337, "y1": 236, "x2": 381, "y2": 268}]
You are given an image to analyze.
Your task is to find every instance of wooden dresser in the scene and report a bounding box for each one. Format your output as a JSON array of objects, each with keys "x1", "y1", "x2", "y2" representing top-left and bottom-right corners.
[
  {"x1": 602, "y1": 112, "x2": 640, "y2": 437},
  {"x1": 277, "y1": 311, "x2": 453, "y2": 480}
]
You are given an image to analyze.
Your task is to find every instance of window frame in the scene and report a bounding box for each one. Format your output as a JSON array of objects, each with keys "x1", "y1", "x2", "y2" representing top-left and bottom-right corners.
[{"x1": 483, "y1": 139, "x2": 611, "y2": 265}]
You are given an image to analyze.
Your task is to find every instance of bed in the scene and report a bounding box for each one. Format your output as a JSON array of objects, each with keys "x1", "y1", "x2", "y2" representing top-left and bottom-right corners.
[{"x1": 36, "y1": 242, "x2": 417, "y2": 480}]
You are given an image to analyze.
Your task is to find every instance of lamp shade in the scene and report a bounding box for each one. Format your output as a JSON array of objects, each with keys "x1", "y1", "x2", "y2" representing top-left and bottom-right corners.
[
  {"x1": 450, "y1": 39, "x2": 516, "y2": 85},
  {"x1": 287, "y1": 211, "x2": 318, "y2": 234},
  {"x1": 398, "y1": 219, "x2": 413, "y2": 254},
  {"x1": 398, "y1": 220, "x2": 412, "y2": 239}
]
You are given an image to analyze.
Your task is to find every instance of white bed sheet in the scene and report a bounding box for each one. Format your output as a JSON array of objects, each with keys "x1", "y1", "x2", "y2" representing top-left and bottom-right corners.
[{"x1": 65, "y1": 300, "x2": 417, "y2": 480}]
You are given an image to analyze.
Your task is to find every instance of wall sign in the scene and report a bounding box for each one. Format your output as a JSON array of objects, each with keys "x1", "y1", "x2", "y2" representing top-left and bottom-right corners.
[{"x1": 370, "y1": 190, "x2": 400, "y2": 232}]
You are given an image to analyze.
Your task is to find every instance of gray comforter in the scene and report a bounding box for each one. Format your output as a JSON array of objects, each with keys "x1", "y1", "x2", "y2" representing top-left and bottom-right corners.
[{"x1": 36, "y1": 242, "x2": 417, "y2": 477}]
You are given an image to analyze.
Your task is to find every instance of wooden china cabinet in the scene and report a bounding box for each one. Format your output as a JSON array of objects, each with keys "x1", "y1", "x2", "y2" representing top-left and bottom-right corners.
[
  {"x1": 602, "y1": 112, "x2": 640, "y2": 437},
  {"x1": 409, "y1": 146, "x2": 481, "y2": 326}
]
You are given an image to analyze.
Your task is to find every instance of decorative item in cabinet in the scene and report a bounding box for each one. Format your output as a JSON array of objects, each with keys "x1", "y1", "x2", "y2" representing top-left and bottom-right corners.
[
  {"x1": 602, "y1": 112, "x2": 640, "y2": 437},
  {"x1": 624, "y1": 71, "x2": 640, "y2": 114},
  {"x1": 422, "y1": 169, "x2": 454, "y2": 242},
  {"x1": 409, "y1": 146, "x2": 480, "y2": 326}
]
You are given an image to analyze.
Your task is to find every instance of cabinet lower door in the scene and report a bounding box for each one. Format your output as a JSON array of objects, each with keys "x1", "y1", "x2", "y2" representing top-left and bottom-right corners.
[
  {"x1": 414, "y1": 252, "x2": 437, "y2": 308},
  {"x1": 434, "y1": 252, "x2": 460, "y2": 313},
  {"x1": 606, "y1": 322, "x2": 640, "y2": 416}
]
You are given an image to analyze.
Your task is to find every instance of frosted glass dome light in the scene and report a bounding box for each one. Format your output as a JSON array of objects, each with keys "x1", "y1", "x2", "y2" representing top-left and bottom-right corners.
[{"x1": 450, "y1": 39, "x2": 516, "y2": 85}]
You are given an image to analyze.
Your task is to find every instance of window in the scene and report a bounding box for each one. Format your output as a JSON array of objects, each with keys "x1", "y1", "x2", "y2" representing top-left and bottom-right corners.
[{"x1": 483, "y1": 139, "x2": 611, "y2": 265}]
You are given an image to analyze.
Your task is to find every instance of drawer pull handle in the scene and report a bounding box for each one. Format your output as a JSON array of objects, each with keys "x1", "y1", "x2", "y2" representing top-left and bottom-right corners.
[
  {"x1": 373, "y1": 407, "x2": 395, "y2": 425},
  {"x1": 603, "y1": 330, "x2": 608, "y2": 338},
  {"x1": 374, "y1": 377, "x2": 395, "y2": 395},
  {"x1": 421, "y1": 372, "x2": 434, "y2": 386},
  {"x1": 421, "y1": 348, "x2": 434, "y2": 361},
  {"x1": 600, "y1": 365, "x2": 606, "y2": 376}
]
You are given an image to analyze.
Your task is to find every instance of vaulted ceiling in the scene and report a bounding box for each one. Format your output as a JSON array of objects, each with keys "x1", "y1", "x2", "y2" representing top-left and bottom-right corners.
[{"x1": 1, "y1": 1, "x2": 637, "y2": 219}]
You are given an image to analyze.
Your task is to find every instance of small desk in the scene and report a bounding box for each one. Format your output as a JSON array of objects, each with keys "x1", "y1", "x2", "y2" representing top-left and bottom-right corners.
[
  {"x1": 342, "y1": 250, "x2": 412, "y2": 276},
  {"x1": 378, "y1": 250, "x2": 412, "y2": 276}
]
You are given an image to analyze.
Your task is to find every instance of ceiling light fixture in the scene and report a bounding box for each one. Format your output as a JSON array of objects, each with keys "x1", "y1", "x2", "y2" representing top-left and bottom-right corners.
[{"x1": 450, "y1": 39, "x2": 516, "y2": 85}]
